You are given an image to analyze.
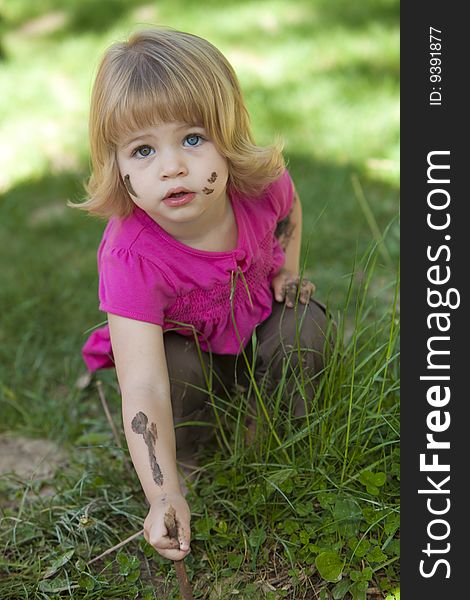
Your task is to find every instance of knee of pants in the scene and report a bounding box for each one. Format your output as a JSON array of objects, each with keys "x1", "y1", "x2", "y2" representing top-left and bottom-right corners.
[
  {"x1": 174, "y1": 402, "x2": 214, "y2": 454},
  {"x1": 257, "y1": 299, "x2": 332, "y2": 381}
]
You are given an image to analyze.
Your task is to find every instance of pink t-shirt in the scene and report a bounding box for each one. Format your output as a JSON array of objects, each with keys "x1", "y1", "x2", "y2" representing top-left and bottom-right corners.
[{"x1": 82, "y1": 169, "x2": 294, "y2": 371}]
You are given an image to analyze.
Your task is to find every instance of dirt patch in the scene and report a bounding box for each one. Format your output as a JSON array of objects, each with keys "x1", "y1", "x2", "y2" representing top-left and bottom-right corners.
[{"x1": 0, "y1": 433, "x2": 65, "y2": 480}]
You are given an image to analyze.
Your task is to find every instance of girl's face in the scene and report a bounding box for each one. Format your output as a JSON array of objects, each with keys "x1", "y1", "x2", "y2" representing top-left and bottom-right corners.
[{"x1": 116, "y1": 121, "x2": 229, "y2": 227}]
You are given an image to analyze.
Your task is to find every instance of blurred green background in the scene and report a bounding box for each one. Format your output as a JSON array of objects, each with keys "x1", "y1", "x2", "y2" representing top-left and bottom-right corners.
[{"x1": 0, "y1": 0, "x2": 399, "y2": 433}]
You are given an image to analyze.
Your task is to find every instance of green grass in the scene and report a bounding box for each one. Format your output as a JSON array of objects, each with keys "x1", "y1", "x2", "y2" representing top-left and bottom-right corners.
[
  {"x1": 0, "y1": 246, "x2": 399, "y2": 599},
  {"x1": 0, "y1": 1, "x2": 399, "y2": 598}
]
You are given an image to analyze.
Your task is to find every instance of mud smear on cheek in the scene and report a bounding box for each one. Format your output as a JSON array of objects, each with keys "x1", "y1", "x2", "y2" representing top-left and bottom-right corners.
[
  {"x1": 124, "y1": 174, "x2": 138, "y2": 197},
  {"x1": 201, "y1": 172, "x2": 218, "y2": 194},
  {"x1": 131, "y1": 411, "x2": 163, "y2": 486}
]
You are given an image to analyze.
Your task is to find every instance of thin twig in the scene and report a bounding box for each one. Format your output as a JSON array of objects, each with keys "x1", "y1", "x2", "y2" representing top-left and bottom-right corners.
[
  {"x1": 87, "y1": 529, "x2": 144, "y2": 565},
  {"x1": 96, "y1": 379, "x2": 133, "y2": 475},
  {"x1": 96, "y1": 380, "x2": 122, "y2": 448}
]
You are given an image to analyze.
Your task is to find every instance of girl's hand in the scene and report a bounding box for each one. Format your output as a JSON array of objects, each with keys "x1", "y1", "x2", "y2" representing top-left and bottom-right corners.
[
  {"x1": 271, "y1": 269, "x2": 316, "y2": 308},
  {"x1": 144, "y1": 492, "x2": 191, "y2": 561}
]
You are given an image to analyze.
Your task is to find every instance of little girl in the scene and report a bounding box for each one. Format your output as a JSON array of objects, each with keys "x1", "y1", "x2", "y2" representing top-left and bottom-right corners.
[{"x1": 73, "y1": 28, "x2": 330, "y2": 561}]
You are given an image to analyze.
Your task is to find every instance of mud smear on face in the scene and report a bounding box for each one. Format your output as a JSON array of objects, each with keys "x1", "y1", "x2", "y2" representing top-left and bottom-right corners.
[
  {"x1": 202, "y1": 171, "x2": 218, "y2": 194},
  {"x1": 124, "y1": 174, "x2": 138, "y2": 197},
  {"x1": 131, "y1": 411, "x2": 163, "y2": 486}
]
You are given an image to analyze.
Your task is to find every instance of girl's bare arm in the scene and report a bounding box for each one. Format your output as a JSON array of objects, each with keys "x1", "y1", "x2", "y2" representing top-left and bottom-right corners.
[
  {"x1": 107, "y1": 313, "x2": 190, "y2": 560},
  {"x1": 272, "y1": 188, "x2": 316, "y2": 306},
  {"x1": 275, "y1": 187, "x2": 302, "y2": 276}
]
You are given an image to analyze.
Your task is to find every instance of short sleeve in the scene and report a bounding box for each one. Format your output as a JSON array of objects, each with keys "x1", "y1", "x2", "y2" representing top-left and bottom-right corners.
[
  {"x1": 98, "y1": 247, "x2": 175, "y2": 325},
  {"x1": 266, "y1": 169, "x2": 295, "y2": 222}
]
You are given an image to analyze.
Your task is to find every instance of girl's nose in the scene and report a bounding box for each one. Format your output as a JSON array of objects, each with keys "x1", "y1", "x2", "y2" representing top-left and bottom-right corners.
[{"x1": 159, "y1": 151, "x2": 188, "y2": 179}]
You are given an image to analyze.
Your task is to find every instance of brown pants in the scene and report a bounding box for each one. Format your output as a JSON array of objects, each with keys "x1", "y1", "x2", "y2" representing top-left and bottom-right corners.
[{"x1": 164, "y1": 299, "x2": 331, "y2": 455}]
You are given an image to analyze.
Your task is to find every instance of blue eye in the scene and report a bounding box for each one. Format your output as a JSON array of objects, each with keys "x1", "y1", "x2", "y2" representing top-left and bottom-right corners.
[
  {"x1": 184, "y1": 134, "x2": 203, "y2": 147},
  {"x1": 132, "y1": 145, "x2": 155, "y2": 158}
]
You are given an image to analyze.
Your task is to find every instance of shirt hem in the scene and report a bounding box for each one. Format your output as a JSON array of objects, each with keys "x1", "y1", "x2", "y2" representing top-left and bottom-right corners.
[{"x1": 99, "y1": 303, "x2": 164, "y2": 326}]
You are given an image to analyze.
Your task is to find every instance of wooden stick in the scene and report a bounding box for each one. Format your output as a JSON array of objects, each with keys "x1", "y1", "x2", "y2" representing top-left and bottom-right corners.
[{"x1": 164, "y1": 506, "x2": 194, "y2": 600}]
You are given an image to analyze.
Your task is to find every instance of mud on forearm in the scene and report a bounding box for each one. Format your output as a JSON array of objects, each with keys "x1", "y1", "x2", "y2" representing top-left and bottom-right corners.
[
  {"x1": 275, "y1": 191, "x2": 298, "y2": 250},
  {"x1": 131, "y1": 411, "x2": 164, "y2": 486}
]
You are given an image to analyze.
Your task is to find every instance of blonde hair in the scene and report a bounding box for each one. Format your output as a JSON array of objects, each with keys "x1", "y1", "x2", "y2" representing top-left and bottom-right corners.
[{"x1": 70, "y1": 27, "x2": 285, "y2": 219}]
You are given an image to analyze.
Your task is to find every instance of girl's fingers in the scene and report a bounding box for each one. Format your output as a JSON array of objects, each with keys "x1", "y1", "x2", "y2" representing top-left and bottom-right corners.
[
  {"x1": 150, "y1": 534, "x2": 181, "y2": 551},
  {"x1": 284, "y1": 280, "x2": 298, "y2": 307},
  {"x1": 175, "y1": 516, "x2": 191, "y2": 552},
  {"x1": 178, "y1": 525, "x2": 191, "y2": 552},
  {"x1": 146, "y1": 519, "x2": 181, "y2": 551},
  {"x1": 157, "y1": 547, "x2": 191, "y2": 561},
  {"x1": 282, "y1": 278, "x2": 316, "y2": 306},
  {"x1": 273, "y1": 279, "x2": 286, "y2": 302},
  {"x1": 275, "y1": 275, "x2": 316, "y2": 307},
  {"x1": 299, "y1": 280, "x2": 316, "y2": 304}
]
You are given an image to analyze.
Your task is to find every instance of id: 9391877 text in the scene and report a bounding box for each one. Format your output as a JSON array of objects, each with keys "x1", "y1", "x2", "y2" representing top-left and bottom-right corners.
[{"x1": 429, "y1": 27, "x2": 442, "y2": 106}]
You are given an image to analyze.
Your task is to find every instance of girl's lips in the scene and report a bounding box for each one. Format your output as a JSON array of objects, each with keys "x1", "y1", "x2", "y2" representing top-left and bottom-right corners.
[{"x1": 162, "y1": 192, "x2": 196, "y2": 207}]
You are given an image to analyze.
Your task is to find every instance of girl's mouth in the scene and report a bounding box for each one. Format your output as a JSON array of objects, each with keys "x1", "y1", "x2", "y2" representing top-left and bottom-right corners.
[{"x1": 163, "y1": 190, "x2": 196, "y2": 207}]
